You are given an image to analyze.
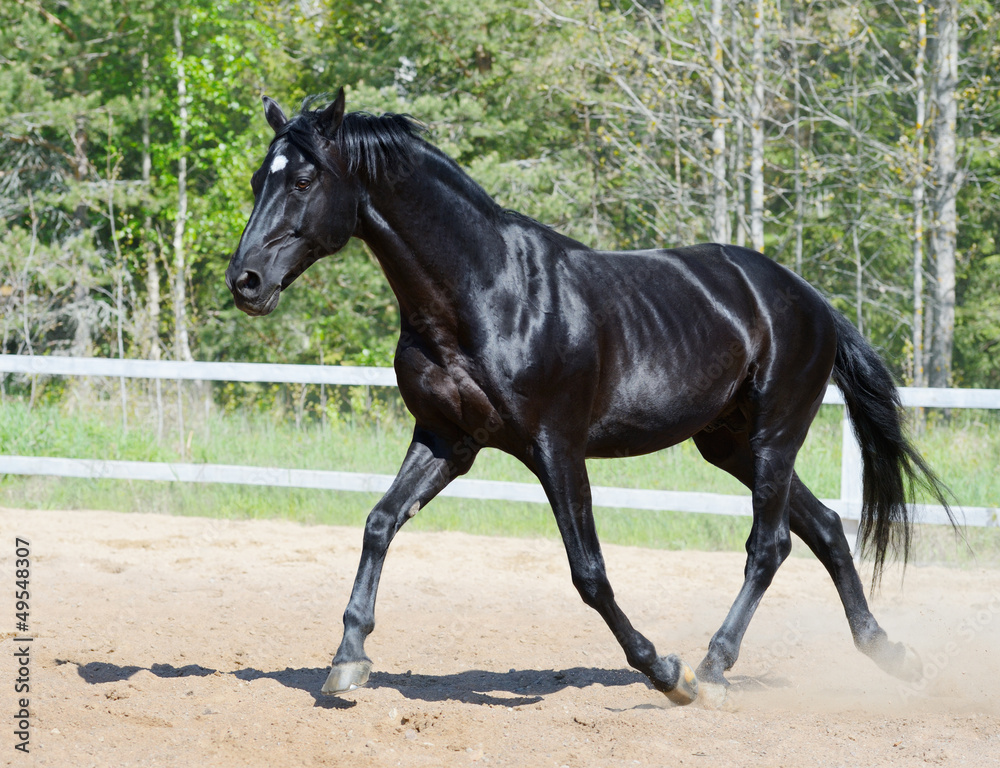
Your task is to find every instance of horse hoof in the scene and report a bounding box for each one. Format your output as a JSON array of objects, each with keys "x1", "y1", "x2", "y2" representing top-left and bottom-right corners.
[
  {"x1": 321, "y1": 660, "x2": 372, "y2": 695},
  {"x1": 650, "y1": 655, "x2": 698, "y2": 705},
  {"x1": 664, "y1": 659, "x2": 699, "y2": 706},
  {"x1": 871, "y1": 640, "x2": 923, "y2": 683},
  {"x1": 891, "y1": 643, "x2": 923, "y2": 683},
  {"x1": 697, "y1": 681, "x2": 729, "y2": 709}
]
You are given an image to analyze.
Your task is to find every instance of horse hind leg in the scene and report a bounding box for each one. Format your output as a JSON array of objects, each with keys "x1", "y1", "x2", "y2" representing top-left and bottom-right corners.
[
  {"x1": 691, "y1": 426, "x2": 798, "y2": 688},
  {"x1": 694, "y1": 427, "x2": 922, "y2": 687},
  {"x1": 787, "y1": 479, "x2": 922, "y2": 682}
]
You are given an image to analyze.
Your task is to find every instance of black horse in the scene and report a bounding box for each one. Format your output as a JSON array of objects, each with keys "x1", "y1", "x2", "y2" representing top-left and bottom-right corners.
[{"x1": 226, "y1": 89, "x2": 951, "y2": 705}]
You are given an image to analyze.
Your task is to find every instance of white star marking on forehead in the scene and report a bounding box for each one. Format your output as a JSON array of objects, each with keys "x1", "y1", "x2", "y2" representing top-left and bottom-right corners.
[{"x1": 269, "y1": 154, "x2": 288, "y2": 174}]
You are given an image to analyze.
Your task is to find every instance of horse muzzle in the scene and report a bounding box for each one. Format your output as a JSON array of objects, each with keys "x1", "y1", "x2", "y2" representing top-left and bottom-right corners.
[{"x1": 227, "y1": 266, "x2": 282, "y2": 316}]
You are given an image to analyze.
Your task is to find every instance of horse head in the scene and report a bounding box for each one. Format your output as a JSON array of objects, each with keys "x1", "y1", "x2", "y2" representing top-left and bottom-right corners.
[{"x1": 226, "y1": 88, "x2": 361, "y2": 316}]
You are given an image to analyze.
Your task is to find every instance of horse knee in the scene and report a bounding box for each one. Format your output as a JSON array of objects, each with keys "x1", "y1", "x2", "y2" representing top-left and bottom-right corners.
[
  {"x1": 362, "y1": 504, "x2": 409, "y2": 551},
  {"x1": 756, "y1": 544, "x2": 789, "y2": 579},
  {"x1": 571, "y1": 567, "x2": 613, "y2": 609},
  {"x1": 745, "y1": 528, "x2": 791, "y2": 580}
]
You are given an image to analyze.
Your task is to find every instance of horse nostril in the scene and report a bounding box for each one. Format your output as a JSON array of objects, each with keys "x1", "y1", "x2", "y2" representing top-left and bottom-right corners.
[{"x1": 235, "y1": 270, "x2": 262, "y2": 296}]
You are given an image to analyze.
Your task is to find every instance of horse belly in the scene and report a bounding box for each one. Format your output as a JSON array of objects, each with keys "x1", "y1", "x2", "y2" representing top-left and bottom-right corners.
[
  {"x1": 584, "y1": 394, "x2": 731, "y2": 458},
  {"x1": 584, "y1": 350, "x2": 751, "y2": 459}
]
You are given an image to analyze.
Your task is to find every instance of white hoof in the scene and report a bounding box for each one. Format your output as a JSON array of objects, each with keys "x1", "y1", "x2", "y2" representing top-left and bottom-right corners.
[{"x1": 321, "y1": 660, "x2": 372, "y2": 695}]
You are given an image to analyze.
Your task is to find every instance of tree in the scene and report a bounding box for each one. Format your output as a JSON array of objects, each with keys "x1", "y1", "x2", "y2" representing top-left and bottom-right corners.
[
  {"x1": 171, "y1": 14, "x2": 193, "y2": 363},
  {"x1": 0, "y1": 0, "x2": 135, "y2": 364},
  {"x1": 748, "y1": 0, "x2": 765, "y2": 253},
  {"x1": 911, "y1": 0, "x2": 929, "y2": 387},
  {"x1": 2, "y1": 0, "x2": 998, "y2": 393},
  {"x1": 928, "y1": 0, "x2": 959, "y2": 388},
  {"x1": 708, "y1": 0, "x2": 729, "y2": 243}
]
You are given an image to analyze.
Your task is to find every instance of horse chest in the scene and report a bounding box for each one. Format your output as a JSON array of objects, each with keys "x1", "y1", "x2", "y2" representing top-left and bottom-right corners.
[{"x1": 395, "y1": 346, "x2": 505, "y2": 440}]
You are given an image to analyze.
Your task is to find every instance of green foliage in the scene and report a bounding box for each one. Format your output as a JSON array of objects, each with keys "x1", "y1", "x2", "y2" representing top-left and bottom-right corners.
[{"x1": 1, "y1": 0, "x2": 999, "y2": 385}]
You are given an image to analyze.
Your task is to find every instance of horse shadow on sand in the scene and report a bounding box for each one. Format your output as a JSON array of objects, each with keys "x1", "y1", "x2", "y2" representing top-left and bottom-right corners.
[{"x1": 60, "y1": 658, "x2": 718, "y2": 709}]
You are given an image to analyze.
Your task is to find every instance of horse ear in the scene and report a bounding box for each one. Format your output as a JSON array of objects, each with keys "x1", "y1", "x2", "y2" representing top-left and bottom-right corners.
[
  {"x1": 318, "y1": 88, "x2": 346, "y2": 138},
  {"x1": 262, "y1": 96, "x2": 288, "y2": 134}
]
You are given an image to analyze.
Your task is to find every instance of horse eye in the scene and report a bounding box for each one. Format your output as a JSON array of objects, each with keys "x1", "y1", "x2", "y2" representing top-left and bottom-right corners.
[{"x1": 294, "y1": 178, "x2": 311, "y2": 191}]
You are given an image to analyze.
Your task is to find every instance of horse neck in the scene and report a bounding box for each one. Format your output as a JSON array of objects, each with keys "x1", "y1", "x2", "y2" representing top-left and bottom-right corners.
[{"x1": 356, "y1": 144, "x2": 504, "y2": 336}]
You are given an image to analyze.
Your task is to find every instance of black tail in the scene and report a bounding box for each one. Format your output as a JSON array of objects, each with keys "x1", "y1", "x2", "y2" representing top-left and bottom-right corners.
[{"x1": 830, "y1": 312, "x2": 954, "y2": 586}]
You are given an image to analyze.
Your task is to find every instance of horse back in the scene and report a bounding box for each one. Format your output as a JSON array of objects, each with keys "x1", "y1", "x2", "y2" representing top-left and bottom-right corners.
[{"x1": 578, "y1": 243, "x2": 838, "y2": 456}]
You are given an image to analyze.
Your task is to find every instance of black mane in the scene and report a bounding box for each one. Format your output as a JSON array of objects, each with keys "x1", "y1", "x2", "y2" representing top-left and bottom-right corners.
[{"x1": 274, "y1": 97, "x2": 425, "y2": 183}]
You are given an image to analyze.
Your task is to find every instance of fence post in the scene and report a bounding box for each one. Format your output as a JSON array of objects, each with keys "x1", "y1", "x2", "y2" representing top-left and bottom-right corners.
[{"x1": 840, "y1": 406, "x2": 864, "y2": 555}]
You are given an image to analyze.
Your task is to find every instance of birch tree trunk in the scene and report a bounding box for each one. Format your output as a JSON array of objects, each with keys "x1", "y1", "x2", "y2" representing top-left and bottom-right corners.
[
  {"x1": 929, "y1": 0, "x2": 958, "y2": 388},
  {"x1": 749, "y1": 0, "x2": 765, "y2": 253},
  {"x1": 849, "y1": 69, "x2": 864, "y2": 334},
  {"x1": 733, "y1": 115, "x2": 747, "y2": 247},
  {"x1": 709, "y1": 0, "x2": 728, "y2": 243},
  {"x1": 670, "y1": 90, "x2": 687, "y2": 244},
  {"x1": 789, "y1": 2, "x2": 804, "y2": 274},
  {"x1": 172, "y1": 15, "x2": 193, "y2": 363},
  {"x1": 141, "y1": 45, "x2": 165, "y2": 439},
  {"x1": 911, "y1": 0, "x2": 928, "y2": 387},
  {"x1": 730, "y1": 0, "x2": 746, "y2": 248},
  {"x1": 70, "y1": 116, "x2": 93, "y2": 360},
  {"x1": 141, "y1": 48, "x2": 161, "y2": 364}
]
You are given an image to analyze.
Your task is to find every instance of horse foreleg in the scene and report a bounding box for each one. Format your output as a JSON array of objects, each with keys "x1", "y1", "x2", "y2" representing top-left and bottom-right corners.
[
  {"x1": 787, "y1": 478, "x2": 922, "y2": 681},
  {"x1": 534, "y1": 439, "x2": 698, "y2": 705},
  {"x1": 322, "y1": 425, "x2": 476, "y2": 695}
]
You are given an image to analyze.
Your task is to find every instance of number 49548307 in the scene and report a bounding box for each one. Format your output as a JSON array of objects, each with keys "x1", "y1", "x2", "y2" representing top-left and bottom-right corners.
[{"x1": 15, "y1": 537, "x2": 30, "y2": 627}]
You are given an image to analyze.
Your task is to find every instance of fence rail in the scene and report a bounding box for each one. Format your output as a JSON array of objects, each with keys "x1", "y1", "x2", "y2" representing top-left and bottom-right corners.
[
  {"x1": 1, "y1": 355, "x2": 997, "y2": 530},
  {"x1": 0, "y1": 353, "x2": 397, "y2": 386}
]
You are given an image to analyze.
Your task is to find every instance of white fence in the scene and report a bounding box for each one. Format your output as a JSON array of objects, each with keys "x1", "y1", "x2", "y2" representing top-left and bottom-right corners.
[{"x1": 0, "y1": 355, "x2": 997, "y2": 530}]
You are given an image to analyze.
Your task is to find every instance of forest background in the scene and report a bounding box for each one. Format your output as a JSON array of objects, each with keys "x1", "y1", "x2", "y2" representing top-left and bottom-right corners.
[{"x1": 2, "y1": 0, "x2": 999, "y2": 394}]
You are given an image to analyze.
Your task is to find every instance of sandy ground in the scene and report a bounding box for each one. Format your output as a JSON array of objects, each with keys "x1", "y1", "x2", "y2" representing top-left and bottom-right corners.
[{"x1": 1, "y1": 505, "x2": 998, "y2": 768}]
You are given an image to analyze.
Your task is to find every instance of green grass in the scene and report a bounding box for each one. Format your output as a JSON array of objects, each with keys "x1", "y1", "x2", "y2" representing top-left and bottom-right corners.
[{"x1": 1, "y1": 396, "x2": 997, "y2": 565}]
